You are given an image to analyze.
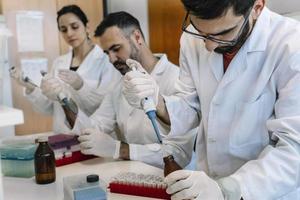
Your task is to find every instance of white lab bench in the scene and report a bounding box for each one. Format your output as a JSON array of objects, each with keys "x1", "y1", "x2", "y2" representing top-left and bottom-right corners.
[{"x1": 3, "y1": 157, "x2": 165, "y2": 200}]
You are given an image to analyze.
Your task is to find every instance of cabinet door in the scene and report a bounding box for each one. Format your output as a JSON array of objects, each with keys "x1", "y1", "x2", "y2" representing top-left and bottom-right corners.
[{"x1": 148, "y1": 0, "x2": 185, "y2": 65}]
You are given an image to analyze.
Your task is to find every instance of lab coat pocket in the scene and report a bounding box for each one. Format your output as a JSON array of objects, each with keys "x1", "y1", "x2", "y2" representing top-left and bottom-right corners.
[{"x1": 229, "y1": 93, "x2": 270, "y2": 160}]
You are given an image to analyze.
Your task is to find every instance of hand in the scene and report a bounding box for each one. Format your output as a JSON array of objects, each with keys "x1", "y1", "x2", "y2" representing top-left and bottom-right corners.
[
  {"x1": 78, "y1": 128, "x2": 117, "y2": 158},
  {"x1": 165, "y1": 170, "x2": 224, "y2": 200},
  {"x1": 122, "y1": 59, "x2": 159, "y2": 109},
  {"x1": 9, "y1": 66, "x2": 35, "y2": 92},
  {"x1": 40, "y1": 74, "x2": 63, "y2": 101},
  {"x1": 58, "y1": 69, "x2": 83, "y2": 90}
]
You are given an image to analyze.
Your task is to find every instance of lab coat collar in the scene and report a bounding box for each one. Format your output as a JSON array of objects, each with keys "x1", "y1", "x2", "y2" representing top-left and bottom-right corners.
[
  {"x1": 207, "y1": 41, "x2": 249, "y2": 86},
  {"x1": 207, "y1": 7, "x2": 271, "y2": 83},
  {"x1": 208, "y1": 51, "x2": 223, "y2": 82},
  {"x1": 75, "y1": 45, "x2": 103, "y2": 74},
  {"x1": 59, "y1": 45, "x2": 103, "y2": 73},
  {"x1": 151, "y1": 54, "x2": 169, "y2": 75},
  {"x1": 61, "y1": 51, "x2": 73, "y2": 70},
  {"x1": 246, "y1": 6, "x2": 271, "y2": 53}
]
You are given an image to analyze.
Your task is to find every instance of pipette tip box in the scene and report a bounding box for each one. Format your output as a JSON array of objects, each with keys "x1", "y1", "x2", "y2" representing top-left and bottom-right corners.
[
  {"x1": 109, "y1": 172, "x2": 170, "y2": 200},
  {"x1": 0, "y1": 142, "x2": 37, "y2": 177},
  {"x1": 48, "y1": 134, "x2": 96, "y2": 167}
]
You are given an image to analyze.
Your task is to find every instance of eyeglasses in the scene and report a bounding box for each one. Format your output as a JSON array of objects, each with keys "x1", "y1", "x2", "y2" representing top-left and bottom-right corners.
[{"x1": 181, "y1": 7, "x2": 253, "y2": 46}]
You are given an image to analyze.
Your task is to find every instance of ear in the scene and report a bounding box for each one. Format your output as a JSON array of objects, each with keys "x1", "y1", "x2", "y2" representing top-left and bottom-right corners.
[
  {"x1": 85, "y1": 22, "x2": 91, "y2": 38},
  {"x1": 252, "y1": 0, "x2": 265, "y2": 20},
  {"x1": 132, "y1": 29, "x2": 144, "y2": 45}
]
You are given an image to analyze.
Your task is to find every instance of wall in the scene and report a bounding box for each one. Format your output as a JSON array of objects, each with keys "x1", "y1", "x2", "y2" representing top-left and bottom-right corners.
[
  {"x1": 267, "y1": 0, "x2": 300, "y2": 14},
  {"x1": 106, "y1": 0, "x2": 149, "y2": 43},
  {"x1": 148, "y1": 0, "x2": 185, "y2": 65},
  {"x1": 0, "y1": 18, "x2": 14, "y2": 137}
]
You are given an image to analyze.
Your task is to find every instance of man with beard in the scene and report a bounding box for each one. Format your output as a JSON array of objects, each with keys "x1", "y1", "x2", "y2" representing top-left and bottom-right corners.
[
  {"x1": 68, "y1": 11, "x2": 196, "y2": 168},
  {"x1": 122, "y1": 0, "x2": 300, "y2": 199}
]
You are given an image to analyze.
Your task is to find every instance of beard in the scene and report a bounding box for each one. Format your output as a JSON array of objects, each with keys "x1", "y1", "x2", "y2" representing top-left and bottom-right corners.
[
  {"x1": 128, "y1": 38, "x2": 139, "y2": 60},
  {"x1": 113, "y1": 39, "x2": 141, "y2": 75},
  {"x1": 113, "y1": 60, "x2": 131, "y2": 75},
  {"x1": 214, "y1": 20, "x2": 251, "y2": 54}
]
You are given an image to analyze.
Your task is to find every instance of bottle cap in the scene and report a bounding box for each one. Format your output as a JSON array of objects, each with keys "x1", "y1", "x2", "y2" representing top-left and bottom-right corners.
[
  {"x1": 163, "y1": 154, "x2": 175, "y2": 162},
  {"x1": 86, "y1": 174, "x2": 99, "y2": 183},
  {"x1": 37, "y1": 136, "x2": 48, "y2": 142}
]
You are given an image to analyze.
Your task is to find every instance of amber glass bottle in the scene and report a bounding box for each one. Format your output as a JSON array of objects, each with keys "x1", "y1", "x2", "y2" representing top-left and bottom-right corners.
[
  {"x1": 61, "y1": 98, "x2": 77, "y2": 128},
  {"x1": 58, "y1": 93, "x2": 78, "y2": 128},
  {"x1": 163, "y1": 154, "x2": 182, "y2": 177},
  {"x1": 34, "y1": 137, "x2": 56, "y2": 184}
]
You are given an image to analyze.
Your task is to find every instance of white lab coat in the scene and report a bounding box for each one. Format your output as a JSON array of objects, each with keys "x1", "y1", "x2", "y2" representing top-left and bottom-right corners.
[
  {"x1": 26, "y1": 45, "x2": 121, "y2": 134},
  {"x1": 73, "y1": 54, "x2": 196, "y2": 168},
  {"x1": 164, "y1": 7, "x2": 300, "y2": 199}
]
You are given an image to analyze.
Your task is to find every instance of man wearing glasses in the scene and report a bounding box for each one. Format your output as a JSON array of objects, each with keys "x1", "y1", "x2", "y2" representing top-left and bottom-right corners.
[{"x1": 123, "y1": 0, "x2": 300, "y2": 199}]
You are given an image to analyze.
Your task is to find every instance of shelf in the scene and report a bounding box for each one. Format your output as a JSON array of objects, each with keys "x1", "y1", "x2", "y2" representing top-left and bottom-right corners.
[{"x1": 0, "y1": 105, "x2": 24, "y2": 127}]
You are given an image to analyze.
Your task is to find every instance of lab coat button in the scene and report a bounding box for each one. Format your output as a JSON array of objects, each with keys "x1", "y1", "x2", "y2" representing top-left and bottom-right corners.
[
  {"x1": 212, "y1": 100, "x2": 221, "y2": 105},
  {"x1": 211, "y1": 172, "x2": 218, "y2": 178},
  {"x1": 208, "y1": 138, "x2": 216, "y2": 143}
]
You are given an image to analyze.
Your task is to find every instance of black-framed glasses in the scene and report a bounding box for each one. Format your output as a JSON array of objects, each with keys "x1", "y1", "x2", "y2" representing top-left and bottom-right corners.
[{"x1": 181, "y1": 7, "x2": 253, "y2": 46}]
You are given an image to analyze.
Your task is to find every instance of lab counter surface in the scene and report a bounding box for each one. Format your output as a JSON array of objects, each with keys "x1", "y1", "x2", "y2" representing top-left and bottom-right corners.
[{"x1": 2, "y1": 157, "x2": 165, "y2": 200}]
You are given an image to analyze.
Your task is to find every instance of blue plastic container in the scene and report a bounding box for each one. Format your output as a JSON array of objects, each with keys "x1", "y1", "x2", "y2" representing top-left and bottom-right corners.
[
  {"x1": 63, "y1": 174, "x2": 107, "y2": 200},
  {"x1": 0, "y1": 143, "x2": 37, "y2": 177}
]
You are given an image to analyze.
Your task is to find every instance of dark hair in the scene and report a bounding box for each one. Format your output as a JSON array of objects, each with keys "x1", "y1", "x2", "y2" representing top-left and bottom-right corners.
[
  {"x1": 181, "y1": 0, "x2": 256, "y2": 19},
  {"x1": 57, "y1": 5, "x2": 89, "y2": 27},
  {"x1": 94, "y1": 11, "x2": 144, "y2": 39}
]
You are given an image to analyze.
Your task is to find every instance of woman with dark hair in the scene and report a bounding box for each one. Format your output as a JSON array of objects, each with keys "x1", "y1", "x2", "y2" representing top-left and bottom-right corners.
[{"x1": 10, "y1": 5, "x2": 120, "y2": 134}]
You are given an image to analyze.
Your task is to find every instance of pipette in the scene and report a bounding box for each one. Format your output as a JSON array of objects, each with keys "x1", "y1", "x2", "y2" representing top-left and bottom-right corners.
[
  {"x1": 40, "y1": 71, "x2": 78, "y2": 126},
  {"x1": 40, "y1": 71, "x2": 70, "y2": 106},
  {"x1": 9, "y1": 66, "x2": 38, "y2": 88},
  {"x1": 40, "y1": 70, "x2": 47, "y2": 77},
  {"x1": 22, "y1": 76, "x2": 38, "y2": 88},
  {"x1": 57, "y1": 92, "x2": 78, "y2": 115},
  {"x1": 130, "y1": 66, "x2": 162, "y2": 144}
]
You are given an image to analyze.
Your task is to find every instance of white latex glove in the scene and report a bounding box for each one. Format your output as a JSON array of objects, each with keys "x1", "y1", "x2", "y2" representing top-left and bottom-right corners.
[
  {"x1": 40, "y1": 74, "x2": 64, "y2": 101},
  {"x1": 58, "y1": 69, "x2": 83, "y2": 90},
  {"x1": 78, "y1": 128, "x2": 118, "y2": 158},
  {"x1": 122, "y1": 59, "x2": 159, "y2": 109},
  {"x1": 165, "y1": 170, "x2": 224, "y2": 200},
  {"x1": 9, "y1": 66, "x2": 36, "y2": 91}
]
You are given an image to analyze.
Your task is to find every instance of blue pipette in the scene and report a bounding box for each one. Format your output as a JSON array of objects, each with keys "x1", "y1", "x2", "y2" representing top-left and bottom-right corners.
[
  {"x1": 146, "y1": 106, "x2": 162, "y2": 144},
  {"x1": 130, "y1": 66, "x2": 162, "y2": 144}
]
